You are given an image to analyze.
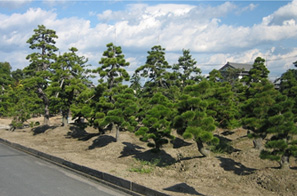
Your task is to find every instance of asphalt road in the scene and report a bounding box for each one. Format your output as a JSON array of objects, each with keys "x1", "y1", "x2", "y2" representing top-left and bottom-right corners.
[{"x1": 0, "y1": 142, "x2": 130, "y2": 196}]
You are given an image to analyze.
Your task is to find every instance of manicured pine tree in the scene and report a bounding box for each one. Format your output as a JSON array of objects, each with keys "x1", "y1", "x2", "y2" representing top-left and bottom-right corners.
[
  {"x1": 93, "y1": 43, "x2": 130, "y2": 140},
  {"x1": 135, "y1": 92, "x2": 175, "y2": 152},
  {"x1": 277, "y1": 61, "x2": 297, "y2": 122},
  {"x1": 259, "y1": 94, "x2": 297, "y2": 169},
  {"x1": 48, "y1": 47, "x2": 91, "y2": 126},
  {"x1": 101, "y1": 86, "x2": 139, "y2": 141},
  {"x1": 24, "y1": 25, "x2": 58, "y2": 125},
  {"x1": 241, "y1": 57, "x2": 274, "y2": 149},
  {"x1": 172, "y1": 80, "x2": 219, "y2": 157},
  {"x1": 207, "y1": 69, "x2": 240, "y2": 129}
]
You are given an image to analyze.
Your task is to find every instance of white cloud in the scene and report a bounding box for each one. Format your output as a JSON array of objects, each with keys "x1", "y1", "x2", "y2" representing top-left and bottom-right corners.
[
  {"x1": 1, "y1": 1, "x2": 297, "y2": 79},
  {"x1": 262, "y1": 0, "x2": 297, "y2": 26}
]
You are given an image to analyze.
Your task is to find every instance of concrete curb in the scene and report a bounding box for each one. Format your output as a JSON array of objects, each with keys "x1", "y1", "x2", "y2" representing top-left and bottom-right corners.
[{"x1": 0, "y1": 138, "x2": 170, "y2": 196}]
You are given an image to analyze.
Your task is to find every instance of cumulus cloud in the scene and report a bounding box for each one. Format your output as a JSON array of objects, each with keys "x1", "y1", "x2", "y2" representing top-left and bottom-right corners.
[
  {"x1": 262, "y1": 0, "x2": 297, "y2": 26},
  {"x1": 1, "y1": 1, "x2": 297, "y2": 78}
]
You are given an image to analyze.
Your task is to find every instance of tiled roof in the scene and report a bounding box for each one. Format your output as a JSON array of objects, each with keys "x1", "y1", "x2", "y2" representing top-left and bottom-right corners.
[{"x1": 222, "y1": 62, "x2": 253, "y2": 71}]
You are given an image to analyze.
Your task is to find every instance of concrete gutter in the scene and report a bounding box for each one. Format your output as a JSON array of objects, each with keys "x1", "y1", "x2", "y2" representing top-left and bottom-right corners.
[{"x1": 0, "y1": 138, "x2": 170, "y2": 196}]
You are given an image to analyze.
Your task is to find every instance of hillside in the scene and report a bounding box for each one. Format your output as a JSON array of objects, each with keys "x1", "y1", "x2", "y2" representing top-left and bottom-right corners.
[{"x1": 0, "y1": 116, "x2": 296, "y2": 196}]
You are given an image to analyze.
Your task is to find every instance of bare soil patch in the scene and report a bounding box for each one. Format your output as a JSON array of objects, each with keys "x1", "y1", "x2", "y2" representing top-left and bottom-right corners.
[{"x1": 0, "y1": 116, "x2": 296, "y2": 196}]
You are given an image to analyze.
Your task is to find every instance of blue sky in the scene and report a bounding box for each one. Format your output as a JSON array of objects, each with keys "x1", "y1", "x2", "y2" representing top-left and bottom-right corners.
[{"x1": 1, "y1": 0, "x2": 297, "y2": 81}]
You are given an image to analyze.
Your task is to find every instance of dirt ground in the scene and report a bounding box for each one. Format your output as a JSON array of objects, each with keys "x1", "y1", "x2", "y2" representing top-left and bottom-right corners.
[{"x1": 0, "y1": 116, "x2": 296, "y2": 196}]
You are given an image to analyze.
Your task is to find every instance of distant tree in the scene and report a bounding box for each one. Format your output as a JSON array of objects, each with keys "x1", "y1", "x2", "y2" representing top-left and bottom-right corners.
[
  {"x1": 130, "y1": 73, "x2": 142, "y2": 96},
  {"x1": 0, "y1": 62, "x2": 12, "y2": 116},
  {"x1": 135, "y1": 93, "x2": 175, "y2": 152},
  {"x1": 172, "y1": 81, "x2": 219, "y2": 157},
  {"x1": 172, "y1": 49, "x2": 202, "y2": 89},
  {"x1": 241, "y1": 57, "x2": 269, "y2": 86},
  {"x1": 48, "y1": 47, "x2": 91, "y2": 126},
  {"x1": 0, "y1": 62, "x2": 12, "y2": 91},
  {"x1": 11, "y1": 69, "x2": 24, "y2": 85},
  {"x1": 24, "y1": 25, "x2": 58, "y2": 125}
]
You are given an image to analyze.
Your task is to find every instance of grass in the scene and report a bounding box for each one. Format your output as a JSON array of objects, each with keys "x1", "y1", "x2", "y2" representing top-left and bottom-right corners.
[{"x1": 129, "y1": 158, "x2": 160, "y2": 174}]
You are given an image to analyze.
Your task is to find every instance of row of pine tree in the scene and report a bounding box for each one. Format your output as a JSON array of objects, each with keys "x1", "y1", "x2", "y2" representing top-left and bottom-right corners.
[{"x1": 0, "y1": 25, "x2": 296, "y2": 169}]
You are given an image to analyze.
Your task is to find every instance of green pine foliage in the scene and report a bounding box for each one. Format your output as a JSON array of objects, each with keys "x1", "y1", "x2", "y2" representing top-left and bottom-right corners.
[
  {"x1": 7, "y1": 83, "x2": 43, "y2": 131},
  {"x1": 96, "y1": 43, "x2": 130, "y2": 90},
  {"x1": 0, "y1": 62, "x2": 13, "y2": 116},
  {"x1": 24, "y1": 25, "x2": 59, "y2": 125},
  {"x1": 277, "y1": 61, "x2": 297, "y2": 122},
  {"x1": 102, "y1": 86, "x2": 139, "y2": 138},
  {"x1": 135, "y1": 93, "x2": 175, "y2": 152},
  {"x1": 207, "y1": 70, "x2": 240, "y2": 129},
  {"x1": 48, "y1": 47, "x2": 91, "y2": 125},
  {"x1": 259, "y1": 95, "x2": 297, "y2": 169},
  {"x1": 172, "y1": 81, "x2": 219, "y2": 157}
]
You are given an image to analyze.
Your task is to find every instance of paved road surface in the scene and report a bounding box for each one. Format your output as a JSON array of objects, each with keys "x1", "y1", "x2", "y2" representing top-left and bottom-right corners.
[{"x1": 0, "y1": 143, "x2": 131, "y2": 196}]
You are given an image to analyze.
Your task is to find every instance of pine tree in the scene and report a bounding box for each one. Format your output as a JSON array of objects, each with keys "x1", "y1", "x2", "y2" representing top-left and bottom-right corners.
[
  {"x1": 92, "y1": 43, "x2": 130, "y2": 139},
  {"x1": 24, "y1": 25, "x2": 58, "y2": 125},
  {"x1": 48, "y1": 47, "x2": 91, "y2": 126},
  {"x1": 172, "y1": 80, "x2": 219, "y2": 157},
  {"x1": 277, "y1": 61, "x2": 297, "y2": 122},
  {"x1": 259, "y1": 94, "x2": 297, "y2": 169},
  {"x1": 241, "y1": 57, "x2": 273, "y2": 149},
  {"x1": 101, "y1": 86, "x2": 139, "y2": 141},
  {"x1": 135, "y1": 93, "x2": 175, "y2": 152}
]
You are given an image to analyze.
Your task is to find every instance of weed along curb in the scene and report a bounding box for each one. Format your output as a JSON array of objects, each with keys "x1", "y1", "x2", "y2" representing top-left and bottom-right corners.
[{"x1": 0, "y1": 138, "x2": 170, "y2": 196}]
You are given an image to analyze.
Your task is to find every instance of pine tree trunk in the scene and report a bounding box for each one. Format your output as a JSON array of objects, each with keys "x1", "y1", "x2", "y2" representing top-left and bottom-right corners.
[
  {"x1": 61, "y1": 110, "x2": 69, "y2": 126},
  {"x1": 37, "y1": 87, "x2": 50, "y2": 125},
  {"x1": 196, "y1": 139, "x2": 210, "y2": 157},
  {"x1": 112, "y1": 123, "x2": 119, "y2": 142},
  {"x1": 280, "y1": 154, "x2": 290, "y2": 170},
  {"x1": 253, "y1": 138, "x2": 263, "y2": 150},
  {"x1": 44, "y1": 104, "x2": 50, "y2": 125}
]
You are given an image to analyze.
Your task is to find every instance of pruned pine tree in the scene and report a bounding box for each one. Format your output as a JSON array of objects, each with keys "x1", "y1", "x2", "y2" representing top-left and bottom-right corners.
[
  {"x1": 172, "y1": 49, "x2": 202, "y2": 89},
  {"x1": 93, "y1": 43, "x2": 130, "y2": 140},
  {"x1": 135, "y1": 45, "x2": 171, "y2": 97},
  {"x1": 135, "y1": 93, "x2": 175, "y2": 152},
  {"x1": 24, "y1": 25, "x2": 58, "y2": 125},
  {"x1": 207, "y1": 70, "x2": 240, "y2": 129},
  {"x1": 259, "y1": 94, "x2": 297, "y2": 169},
  {"x1": 241, "y1": 57, "x2": 272, "y2": 149},
  {"x1": 101, "y1": 86, "x2": 138, "y2": 141},
  {"x1": 172, "y1": 81, "x2": 219, "y2": 157},
  {"x1": 49, "y1": 47, "x2": 90, "y2": 126},
  {"x1": 277, "y1": 61, "x2": 297, "y2": 122}
]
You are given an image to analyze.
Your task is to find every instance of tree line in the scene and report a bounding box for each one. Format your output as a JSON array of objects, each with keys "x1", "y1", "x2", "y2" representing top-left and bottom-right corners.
[{"x1": 0, "y1": 25, "x2": 296, "y2": 169}]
